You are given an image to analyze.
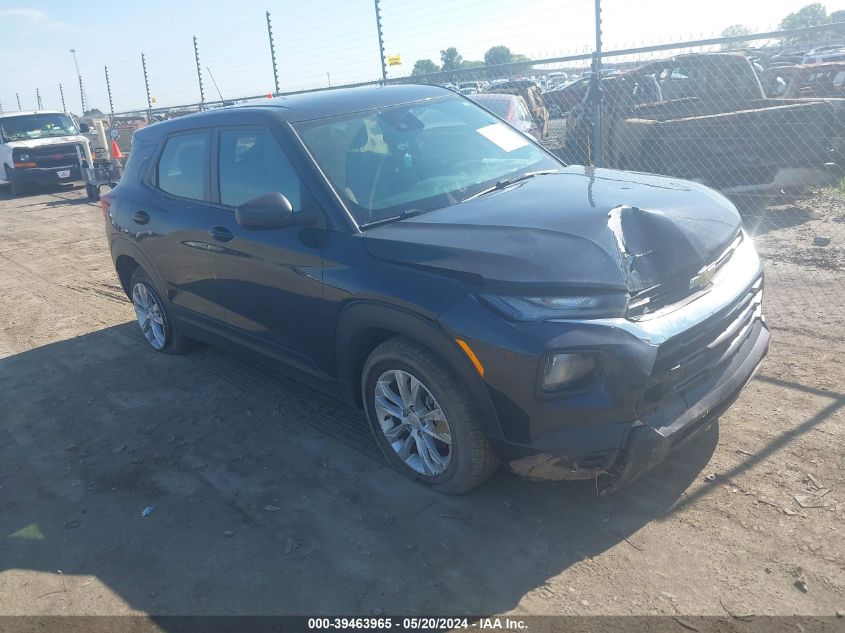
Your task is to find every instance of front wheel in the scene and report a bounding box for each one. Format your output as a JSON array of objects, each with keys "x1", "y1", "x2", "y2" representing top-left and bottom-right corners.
[
  {"x1": 129, "y1": 269, "x2": 188, "y2": 354},
  {"x1": 5, "y1": 166, "x2": 24, "y2": 198},
  {"x1": 362, "y1": 337, "x2": 498, "y2": 494}
]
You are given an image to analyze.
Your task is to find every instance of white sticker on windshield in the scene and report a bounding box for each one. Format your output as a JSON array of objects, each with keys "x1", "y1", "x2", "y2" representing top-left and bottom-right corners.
[{"x1": 476, "y1": 123, "x2": 530, "y2": 152}]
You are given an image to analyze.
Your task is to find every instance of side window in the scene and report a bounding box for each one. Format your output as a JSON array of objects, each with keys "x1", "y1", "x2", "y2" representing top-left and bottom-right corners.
[
  {"x1": 157, "y1": 132, "x2": 208, "y2": 200},
  {"x1": 218, "y1": 129, "x2": 301, "y2": 209}
]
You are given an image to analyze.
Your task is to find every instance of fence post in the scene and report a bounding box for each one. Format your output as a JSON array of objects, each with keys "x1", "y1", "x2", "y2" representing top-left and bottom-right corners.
[
  {"x1": 16, "y1": 93, "x2": 21, "y2": 110},
  {"x1": 59, "y1": 83, "x2": 67, "y2": 113},
  {"x1": 193, "y1": 36, "x2": 205, "y2": 110},
  {"x1": 374, "y1": 0, "x2": 387, "y2": 84},
  {"x1": 141, "y1": 52, "x2": 153, "y2": 120},
  {"x1": 104, "y1": 66, "x2": 115, "y2": 129},
  {"x1": 591, "y1": 0, "x2": 604, "y2": 167},
  {"x1": 36, "y1": 88, "x2": 43, "y2": 110},
  {"x1": 78, "y1": 74, "x2": 87, "y2": 114},
  {"x1": 266, "y1": 11, "x2": 280, "y2": 96},
  {"x1": 70, "y1": 49, "x2": 87, "y2": 114}
]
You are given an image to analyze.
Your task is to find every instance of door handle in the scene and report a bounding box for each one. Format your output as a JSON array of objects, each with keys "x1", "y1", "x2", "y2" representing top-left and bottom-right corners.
[
  {"x1": 132, "y1": 211, "x2": 150, "y2": 225},
  {"x1": 210, "y1": 226, "x2": 234, "y2": 242}
]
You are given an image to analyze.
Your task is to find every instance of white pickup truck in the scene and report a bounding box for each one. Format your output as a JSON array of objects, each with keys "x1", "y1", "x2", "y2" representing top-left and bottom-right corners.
[{"x1": 0, "y1": 110, "x2": 93, "y2": 197}]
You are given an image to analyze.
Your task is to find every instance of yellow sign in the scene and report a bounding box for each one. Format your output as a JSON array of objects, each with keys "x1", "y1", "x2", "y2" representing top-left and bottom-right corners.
[{"x1": 387, "y1": 54, "x2": 401, "y2": 66}]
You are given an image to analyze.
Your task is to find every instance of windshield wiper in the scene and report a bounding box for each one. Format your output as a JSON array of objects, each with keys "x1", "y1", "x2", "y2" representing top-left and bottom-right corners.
[
  {"x1": 358, "y1": 208, "x2": 429, "y2": 230},
  {"x1": 463, "y1": 169, "x2": 561, "y2": 202}
]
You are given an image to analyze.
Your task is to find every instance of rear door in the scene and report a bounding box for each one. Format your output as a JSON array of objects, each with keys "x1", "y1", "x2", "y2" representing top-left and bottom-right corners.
[
  {"x1": 135, "y1": 130, "x2": 223, "y2": 321},
  {"x1": 203, "y1": 125, "x2": 328, "y2": 372}
]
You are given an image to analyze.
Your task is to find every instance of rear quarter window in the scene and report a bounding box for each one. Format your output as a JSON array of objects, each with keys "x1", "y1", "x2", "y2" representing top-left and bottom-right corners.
[
  {"x1": 123, "y1": 141, "x2": 156, "y2": 184},
  {"x1": 156, "y1": 132, "x2": 208, "y2": 200}
]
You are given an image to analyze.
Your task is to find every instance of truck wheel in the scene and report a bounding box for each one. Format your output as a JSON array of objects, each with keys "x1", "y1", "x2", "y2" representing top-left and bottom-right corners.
[
  {"x1": 362, "y1": 337, "x2": 499, "y2": 494},
  {"x1": 5, "y1": 166, "x2": 23, "y2": 198},
  {"x1": 129, "y1": 268, "x2": 189, "y2": 354}
]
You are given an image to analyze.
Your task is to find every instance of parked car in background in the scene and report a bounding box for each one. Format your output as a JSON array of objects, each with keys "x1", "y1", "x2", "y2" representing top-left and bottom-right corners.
[
  {"x1": 544, "y1": 71, "x2": 569, "y2": 90},
  {"x1": 489, "y1": 79, "x2": 549, "y2": 137},
  {"x1": 103, "y1": 84, "x2": 768, "y2": 494},
  {"x1": 566, "y1": 52, "x2": 842, "y2": 192},
  {"x1": 457, "y1": 81, "x2": 483, "y2": 95},
  {"x1": 542, "y1": 76, "x2": 591, "y2": 118},
  {"x1": 468, "y1": 93, "x2": 540, "y2": 139},
  {"x1": 0, "y1": 110, "x2": 93, "y2": 197},
  {"x1": 773, "y1": 62, "x2": 845, "y2": 98},
  {"x1": 802, "y1": 45, "x2": 845, "y2": 64}
]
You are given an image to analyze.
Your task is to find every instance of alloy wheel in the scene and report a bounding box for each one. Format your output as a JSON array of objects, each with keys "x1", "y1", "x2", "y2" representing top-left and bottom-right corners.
[
  {"x1": 131, "y1": 282, "x2": 167, "y2": 350},
  {"x1": 374, "y1": 369, "x2": 452, "y2": 475}
]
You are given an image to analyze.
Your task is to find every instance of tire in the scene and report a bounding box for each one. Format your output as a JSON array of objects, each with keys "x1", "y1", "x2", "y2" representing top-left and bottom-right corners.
[
  {"x1": 362, "y1": 337, "x2": 498, "y2": 494},
  {"x1": 5, "y1": 166, "x2": 23, "y2": 198},
  {"x1": 129, "y1": 268, "x2": 189, "y2": 354}
]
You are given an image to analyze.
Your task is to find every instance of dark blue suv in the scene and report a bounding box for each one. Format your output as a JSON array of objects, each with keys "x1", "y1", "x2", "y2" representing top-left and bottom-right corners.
[{"x1": 103, "y1": 85, "x2": 769, "y2": 494}]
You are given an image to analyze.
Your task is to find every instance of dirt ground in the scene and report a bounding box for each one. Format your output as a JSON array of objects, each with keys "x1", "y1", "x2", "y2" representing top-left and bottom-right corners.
[{"x1": 0, "y1": 183, "x2": 843, "y2": 620}]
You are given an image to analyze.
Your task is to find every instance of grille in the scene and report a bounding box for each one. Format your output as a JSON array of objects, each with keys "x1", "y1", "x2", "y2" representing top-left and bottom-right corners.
[
  {"x1": 627, "y1": 231, "x2": 744, "y2": 320},
  {"x1": 640, "y1": 275, "x2": 763, "y2": 413},
  {"x1": 24, "y1": 143, "x2": 81, "y2": 168}
]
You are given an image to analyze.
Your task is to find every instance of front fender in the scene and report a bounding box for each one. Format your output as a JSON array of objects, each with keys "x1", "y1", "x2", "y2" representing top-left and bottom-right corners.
[{"x1": 335, "y1": 300, "x2": 504, "y2": 440}]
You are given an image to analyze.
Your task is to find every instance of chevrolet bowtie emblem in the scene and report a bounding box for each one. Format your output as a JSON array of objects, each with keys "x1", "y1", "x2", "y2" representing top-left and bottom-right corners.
[{"x1": 689, "y1": 263, "x2": 717, "y2": 290}]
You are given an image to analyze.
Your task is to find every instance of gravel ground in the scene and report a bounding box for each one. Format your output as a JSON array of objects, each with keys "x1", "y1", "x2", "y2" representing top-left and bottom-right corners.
[{"x1": 0, "y1": 183, "x2": 843, "y2": 619}]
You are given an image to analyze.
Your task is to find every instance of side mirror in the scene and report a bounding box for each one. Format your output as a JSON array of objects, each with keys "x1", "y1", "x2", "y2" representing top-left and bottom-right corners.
[
  {"x1": 235, "y1": 192, "x2": 320, "y2": 230},
  {"x1": 79, "y1": 123, "x2": 90, "y2": 133}
]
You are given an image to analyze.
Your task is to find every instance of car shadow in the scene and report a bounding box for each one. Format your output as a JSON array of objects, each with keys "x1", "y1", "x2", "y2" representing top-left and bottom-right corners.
[
  {"x1": 0, "y1": 182, "x2": 90, "y2": 204},
  {"x1": 2, "y1": 323, "x2": 718, "y2": 619}
]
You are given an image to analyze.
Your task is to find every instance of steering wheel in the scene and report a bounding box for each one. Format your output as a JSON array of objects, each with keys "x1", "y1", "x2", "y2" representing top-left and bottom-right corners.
[{"x1": 432, "y1": 176, "x2": 466, "y2": 195}]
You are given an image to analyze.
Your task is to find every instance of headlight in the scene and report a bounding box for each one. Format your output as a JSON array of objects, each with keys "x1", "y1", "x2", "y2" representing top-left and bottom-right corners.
[
  {"x1": 479, "y1": 293, "x2": 628, "y2": 321},
  {"x1": 542, "y1": 352, "x2": 601, "y2": 391},
  {"x1": 18, "y1": 153, "x2": 30, "y2": 162}
]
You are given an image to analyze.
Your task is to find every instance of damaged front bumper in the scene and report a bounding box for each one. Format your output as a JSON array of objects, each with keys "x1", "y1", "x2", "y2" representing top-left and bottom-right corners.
[
  {"x1": 504, "y1": 313, "x2": 768, "y2": 494},
  {"x1": 499, "y1": 235, "x2": 770, "y2": 494}
]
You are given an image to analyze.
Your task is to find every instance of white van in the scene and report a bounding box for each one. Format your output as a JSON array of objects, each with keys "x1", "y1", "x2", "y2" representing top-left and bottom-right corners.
[{"x1": 0, "y1": 110, "x2": 92, "y2": 197}]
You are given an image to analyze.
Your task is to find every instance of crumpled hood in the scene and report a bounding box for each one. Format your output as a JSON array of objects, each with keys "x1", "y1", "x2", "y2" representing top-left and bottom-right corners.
[
  {"x1": 362, "y1": 166, "x2": 742, "y2": 293},
  {"x1": 4, "y1": 135, "x2": 89, "y2": 149}
]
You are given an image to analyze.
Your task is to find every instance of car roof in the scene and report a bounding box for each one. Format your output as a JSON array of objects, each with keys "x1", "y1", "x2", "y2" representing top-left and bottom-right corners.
[
  {"x1": 0, "y1": 110, "x2": 65, "y2": 119},
  {"x1": 134, "y1": 84, "x2": 453, "y2": 141},
  {"x1": 469, "y1": 93, "x2": 517, "y2": 104}
]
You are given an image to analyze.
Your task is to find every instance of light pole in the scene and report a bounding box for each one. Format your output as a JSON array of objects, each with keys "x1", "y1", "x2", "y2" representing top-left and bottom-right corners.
[
  {"x1": 70, "y1": 48, "x2": 87, "y2": 114},
  {"x1": 326, "y1": 72, "x2": 331, "y2": 87}
]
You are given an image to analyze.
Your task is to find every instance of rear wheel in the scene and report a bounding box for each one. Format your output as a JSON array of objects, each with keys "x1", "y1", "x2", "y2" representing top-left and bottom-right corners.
[
  {"x1": 362, "y1": 337, "x2": 498, "y2": 494},
  {"x1": 129, "y1": 269, "x2": 188, "y2": 354}
]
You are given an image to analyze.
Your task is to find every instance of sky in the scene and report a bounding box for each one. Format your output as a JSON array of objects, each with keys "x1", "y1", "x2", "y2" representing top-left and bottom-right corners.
[{"x1": 0, "y1": 0, "x2": 841, "y2": 114}]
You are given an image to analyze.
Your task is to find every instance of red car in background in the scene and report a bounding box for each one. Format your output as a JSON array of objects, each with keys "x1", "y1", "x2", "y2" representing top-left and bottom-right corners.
[{"x1": 468, "y1": 93, "x2": 540, "y2": 140}]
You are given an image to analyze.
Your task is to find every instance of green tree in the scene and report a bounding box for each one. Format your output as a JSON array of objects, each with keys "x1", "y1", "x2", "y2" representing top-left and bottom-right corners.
[
  {"x1": 411, "y1": 59, "x2": 439, "y2": 76},
  {"x1": 720, "y1": 24, "x2": 751, "y2": 50},
  {"x1": 484, "y1": 45, "x2": 513, "y2": 67},
  {"x1": 440, "y1": 47, "x2": 463, "y2": 72},
  {"x1": 779, "y1": 3, "x2": 830, "y2": 43},
  {"x1": 830, "y1": 9, "x2": 845, "y2": 22}
]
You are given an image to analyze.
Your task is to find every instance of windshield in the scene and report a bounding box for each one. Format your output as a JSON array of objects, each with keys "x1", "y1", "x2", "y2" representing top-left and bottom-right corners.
[
  {"x1": 295, "y1": 95, "x2": 558, "y2": 226},
  {"x1": 0, "y1": 113, "x2": 79, "y2": 141}
]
